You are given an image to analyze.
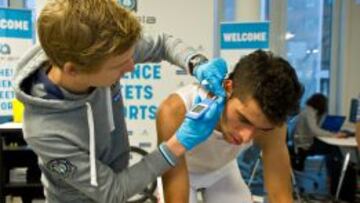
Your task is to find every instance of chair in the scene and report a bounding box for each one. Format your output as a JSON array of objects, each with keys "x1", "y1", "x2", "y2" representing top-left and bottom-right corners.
[
  {"x1": 287, "y1": 116, "x2": 330, "y2": 201},
  {"x1": 247, "y1": 151, "x2": 262, "y2": 188},
  {"x1": 127, "y1": 146, "x2": 157, "y2": 203},
  {"x1": 335, "y1": 152, "x2": 351, "y2": 201},
  {"x1": 237, "y1": 146, "x2": 265, "y2": 196}
]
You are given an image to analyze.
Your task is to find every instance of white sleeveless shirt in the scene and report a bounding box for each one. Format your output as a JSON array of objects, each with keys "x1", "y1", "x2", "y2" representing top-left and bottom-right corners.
[{"x1": 175, "y1": 84, "x2": 253, "y2": 173}]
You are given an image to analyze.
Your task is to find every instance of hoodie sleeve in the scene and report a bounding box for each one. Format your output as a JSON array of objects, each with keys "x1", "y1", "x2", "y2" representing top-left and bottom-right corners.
[
  {"x1": 26, "y1": 135, "x2": 171, "y2": 203},
  {"x1": 133, "y1": 32, "x2": 199, "y2": 74}
]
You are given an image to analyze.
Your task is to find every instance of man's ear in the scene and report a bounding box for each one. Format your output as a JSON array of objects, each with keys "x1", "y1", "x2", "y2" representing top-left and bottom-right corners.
[
  {"x1": 63, "y1": 62, "x2": 79, "y2": 76},
  {"x1": 223, "y1": 79, "x2": 233, "y2": 97}
]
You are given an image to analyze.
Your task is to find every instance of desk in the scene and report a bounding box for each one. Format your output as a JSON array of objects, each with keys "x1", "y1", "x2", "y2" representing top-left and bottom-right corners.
[
  {"x1": 317, "y1": 136, "x2": 357, "y2": 201},
  {"x1": 317, "y1": 136, "x2": 358, "y2": 163},
  {"x1": 0, "y1": 122, "x2": 22, "y2": 130},
  {"x1": 317, "y1": 136, "x2": 357, "y2": 147},
  {"x1": 0, "y1": 122, "x2": 44, "y2": 203}
]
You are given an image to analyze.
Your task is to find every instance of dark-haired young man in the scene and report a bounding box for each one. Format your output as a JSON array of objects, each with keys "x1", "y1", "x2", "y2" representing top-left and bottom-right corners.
[{"x1": 157, "y1": 50, "x2": 304, "y2": 203}]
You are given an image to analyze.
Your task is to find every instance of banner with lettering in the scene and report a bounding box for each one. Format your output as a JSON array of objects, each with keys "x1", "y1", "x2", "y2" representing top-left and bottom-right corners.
[
  {"x1": 220, "y1": 22, "x2": 269, "y2": 72},
  {"x1": 118, "y1": 0, "x2": 214, "y2": 151},
  {"x1": 0, "y1": 8, "x2": 33, "y2": 122}
]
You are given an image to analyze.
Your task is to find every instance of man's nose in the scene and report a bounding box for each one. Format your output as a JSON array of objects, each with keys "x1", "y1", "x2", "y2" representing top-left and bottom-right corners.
[{"x1": 241, "y1": 126, "x2": 256, "y2": 143}]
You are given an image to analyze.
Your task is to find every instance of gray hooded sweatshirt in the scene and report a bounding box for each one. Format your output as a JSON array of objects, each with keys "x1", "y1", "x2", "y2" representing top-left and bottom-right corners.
[{"x1": 14, "y1": 33, "x2": 197, "y2": 203}]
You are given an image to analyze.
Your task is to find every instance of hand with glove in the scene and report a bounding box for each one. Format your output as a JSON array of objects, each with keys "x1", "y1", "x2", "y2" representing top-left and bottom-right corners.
[
  {"x1": 176, "y1": 96, "x2": 225, "y2": 151},
  {"x1": 190, "y1": 56, "x2": 228, "y2": 98}
]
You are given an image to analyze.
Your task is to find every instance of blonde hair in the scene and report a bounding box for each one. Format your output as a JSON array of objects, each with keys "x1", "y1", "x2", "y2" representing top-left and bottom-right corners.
[{"x1": 37, "y1": 0, "x2": 141, "y2": 72}]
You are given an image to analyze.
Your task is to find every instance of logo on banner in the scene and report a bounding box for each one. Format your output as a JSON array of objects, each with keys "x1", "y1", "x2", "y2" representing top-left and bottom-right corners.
[
  {"x1": 118, "y1": 0, "x2": 137, "y2": 12},
  {"x1": 0, "y1": 43, "x2": 11, "y2": 55},
  {"x1": 117, "y1": 0, "x2": 157, "y2": 25},
  {"x1": 139, "y1": 142, "x2": 152, "y2": 148},
  {"x1": 176, "y1": 70, "x2": 187, "y2": 75}
]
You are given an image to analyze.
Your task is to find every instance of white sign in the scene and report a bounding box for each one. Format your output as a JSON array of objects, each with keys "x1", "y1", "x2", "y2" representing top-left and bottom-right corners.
[
  {"x1": 119, "y1": 0, "x2": 214, "y2": 151},
  {"x1": 0, "y1": 8, "x2": 33, "y2": 121}
]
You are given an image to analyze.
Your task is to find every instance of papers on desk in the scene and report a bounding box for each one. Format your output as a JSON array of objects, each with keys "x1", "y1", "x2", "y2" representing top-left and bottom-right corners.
[
  {"x1": 0, "y1": 122, "x2": 22, "y2": 129},
  {"x1": 9, "y1": 167, "x2": 27, "y2": 183},
  {"x1": 252, "y1": 195, "x2": 265, "y2": 203}
]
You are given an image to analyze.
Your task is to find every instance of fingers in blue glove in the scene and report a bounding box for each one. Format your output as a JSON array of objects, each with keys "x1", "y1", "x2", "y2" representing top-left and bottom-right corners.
[
  {"x1": 204, "y1": 76, "x2": 226, "y2": 98},
  {"x1": 194, "y1": 58, "x2": 228, "y2": 81},
  {"x1": 193, "y1": 95, "x2": 202, "y2": 105},
  {"x1": 210, "y1": 58, "x2": 228, "y2": 76},
  {"x1": 202, "y1": 96, "x2": 225, "y2": 121},
  {"x1": 175, "y1": 95, "x2": 225, "y2": 151},
  {"x1": 203, "y1": 67, "x2": 224, "y2": 80},
  {"x1": 194, "y1": 58, "x2": 228, "y2": 98}
]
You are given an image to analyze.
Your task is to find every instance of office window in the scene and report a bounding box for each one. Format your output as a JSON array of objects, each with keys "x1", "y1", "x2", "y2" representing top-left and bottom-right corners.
[
  {"x1": 3, "y1": 0, "x2": 35, "y2": 9},
  {"x1": 0, "y1": 0, "x2": 8, "y2": 7},
  {"x1": 285, "y1": 0, "x2": 333, "y2": 104},
  {"x1": 1, "y1": 0, "x2": 34, "y2": 8},
  {"x1": 320, "y1": 78, "x2": 329, "y2": 96},
  {"x1": 8, "y1": 0, "x2": 23, "y2": 8},
  {"x1": 25, "y1": 0, "x2": 34, "y2": 9},
  {"x1": 223, "y1": 0, "x2": 235, "y2": 21},
  {"x1": 222, "y1": 0, "x2": 270, "y2": 21}
]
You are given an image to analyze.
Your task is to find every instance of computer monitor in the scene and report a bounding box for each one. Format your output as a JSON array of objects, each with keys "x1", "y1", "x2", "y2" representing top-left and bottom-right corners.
[
  {"x1": 320, "y1": 115, "x2": 346, "y2": 133},
  {"x1": 349, "y1": 98, "x2": 358, "y2": 123}
]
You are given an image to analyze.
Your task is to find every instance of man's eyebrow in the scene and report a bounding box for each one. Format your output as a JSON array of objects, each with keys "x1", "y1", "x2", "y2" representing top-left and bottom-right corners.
[
  {"x1": 237, "y1": 112, "x2": 275, "y2": 131},
  {"x1": 259, "y1": 127, "x2": 275, "y2": 132},
  {"x1": 237, "y1": 112, "x2": 252, "y2": 125}
]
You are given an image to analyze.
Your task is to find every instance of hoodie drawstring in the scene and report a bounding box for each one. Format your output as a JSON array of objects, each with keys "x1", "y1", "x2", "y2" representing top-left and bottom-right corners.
[
  {"x1": 106, "y1": 87, "x2": 115, "y2": 132},
  {"x1": 86, "y1": 88, "x2": 114, "y2": 187},
  {"x1": 86, "y1": 88, "x2": 115, "y2": 187},
  {"x1": 86, "y1": 102, "x2": 98, "y2": 187}
]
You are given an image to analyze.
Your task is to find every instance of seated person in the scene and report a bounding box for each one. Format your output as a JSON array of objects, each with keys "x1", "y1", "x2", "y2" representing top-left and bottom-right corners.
[
  {"x1": 295, "y1": 93, "x2": 345, "y2": 148},
  {"x1": 157, "y1": 50, "x2": 303, "y2": 203},
  {"x1": 294, "y1": 93, "x2": 356, "y2": 201},
  {"x1": 294, "y1": 93, "x2": 345, "y2": 169}
]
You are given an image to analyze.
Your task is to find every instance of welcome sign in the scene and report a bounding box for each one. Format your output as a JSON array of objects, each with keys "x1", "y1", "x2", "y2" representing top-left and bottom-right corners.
[{"x1": 220, "y1": 22, "x2": 269, "y2": 70}]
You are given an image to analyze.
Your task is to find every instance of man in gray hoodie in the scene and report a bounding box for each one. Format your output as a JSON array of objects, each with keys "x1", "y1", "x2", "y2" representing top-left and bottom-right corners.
[{"x1": 13, "y1": 0, "x2": 227, "y2": 202}]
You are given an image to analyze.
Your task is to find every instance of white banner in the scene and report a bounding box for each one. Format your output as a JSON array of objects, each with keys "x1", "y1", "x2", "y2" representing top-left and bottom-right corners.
[
  {"x1": 0, "y1": 8, "x2": 33, "y2": 121},
  {"x1": 118, "y1": 0, "x2": 214, "y2": 151}
]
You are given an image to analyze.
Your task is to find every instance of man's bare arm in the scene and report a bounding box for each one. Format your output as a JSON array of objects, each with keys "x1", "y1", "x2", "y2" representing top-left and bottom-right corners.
[
  {"x1": 156, "y1": 94, "x2": 189, "y2": 203},
  {"x1": 254, "y1": 125, "x2": 293, "y2": 203}
]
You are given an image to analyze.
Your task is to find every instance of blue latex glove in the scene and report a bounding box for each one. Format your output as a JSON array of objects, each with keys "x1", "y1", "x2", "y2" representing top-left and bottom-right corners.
[
  {"x1": 193, "y1": 58, "x2": 228, "y2": 97},
  {"x1": 176, "y1": 96, "x2": 225, "y2": 150}
]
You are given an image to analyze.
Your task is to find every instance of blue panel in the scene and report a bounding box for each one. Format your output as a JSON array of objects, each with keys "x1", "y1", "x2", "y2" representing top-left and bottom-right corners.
[
  {"x1": 221, "y1": 22, "x2": 269, "y2": 49},
  {"x1": 0, "y1": 8, "x2": 32, "y2": 39},
  {"x1": 0, "y1": 116, "x2": 12, "y2": 124}
]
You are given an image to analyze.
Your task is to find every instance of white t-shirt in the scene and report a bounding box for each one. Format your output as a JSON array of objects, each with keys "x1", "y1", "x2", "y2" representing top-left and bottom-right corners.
[{"x1": 175, "y1": 84, "x2": 252, "y2": 173}]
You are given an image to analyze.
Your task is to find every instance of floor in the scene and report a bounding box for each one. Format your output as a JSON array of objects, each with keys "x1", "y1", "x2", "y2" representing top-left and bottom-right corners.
[{"x1": 5, "y1": 180, "x2": 360, "y2": 203}]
